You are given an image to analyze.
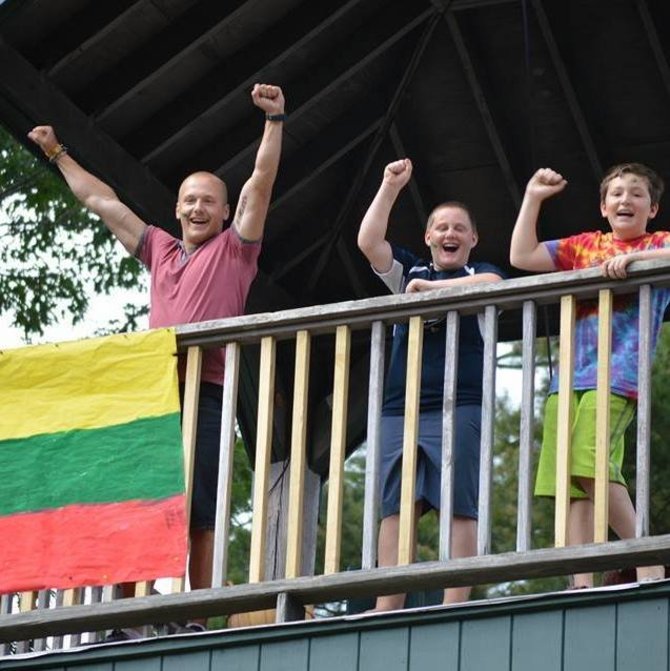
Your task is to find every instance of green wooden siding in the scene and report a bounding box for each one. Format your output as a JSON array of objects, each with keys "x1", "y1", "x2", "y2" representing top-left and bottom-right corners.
[
  {"x1": 511, "y1": 610, "x2": 562, "y2": 671},
  {"x1": 2, "y1": 586, "x2": 670, "y2": 671}
]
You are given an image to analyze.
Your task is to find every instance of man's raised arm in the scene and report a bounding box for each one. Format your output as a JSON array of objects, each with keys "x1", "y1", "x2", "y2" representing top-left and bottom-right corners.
[
  {"x1": 232, "y1": 84, "x2": 285, "y2": 242},
  {"x1": 28, "y1": 126, "x2": 146, "y2": 255},
  {"x1": 358, "y1": 159, "x2": 413, "y2": 273}
]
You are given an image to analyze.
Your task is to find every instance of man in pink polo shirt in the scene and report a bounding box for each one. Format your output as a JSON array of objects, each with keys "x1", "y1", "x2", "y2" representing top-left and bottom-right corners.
[{"x1": 29, "y1": 84, "x2": 286, "y2": 633}]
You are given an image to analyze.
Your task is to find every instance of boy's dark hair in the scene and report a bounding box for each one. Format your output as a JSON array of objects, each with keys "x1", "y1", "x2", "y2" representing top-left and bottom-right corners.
[
  {"x1": 426, "y1": 201, "x2": 478, "y2": 234},
  {"x1": 599, "y1": 163, "x2": 665, "y2": 206}
]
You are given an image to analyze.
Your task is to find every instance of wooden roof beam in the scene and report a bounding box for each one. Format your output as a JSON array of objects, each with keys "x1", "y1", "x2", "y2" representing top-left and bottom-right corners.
[
  {"x1": 444, "y1": 11, "x2": 521, "y2": 209},
  {"x1": 209, "y1": 5, "x2": 436, "y2": 181},
  {"x1": 389, "y1": 123, "x2": 429, "y2": 230},
  {"x1": 634, "y1": 0, "x2": 670, "y2": 102},
  {"x1": 531, "y1": 0, "x2": 602, "y2": 181},
  {"x1": 0, "y1": 37, "x2": 176, "y2": 232},
  {"x1": 135, "y1": 0, "x2": 376, "y2": 164},
  {"x1": 88, "y1": 0, "x2": 279, "y2": 121},
  {"x1": 306, "y1": 8, "x2": 447, "y2": 294}
]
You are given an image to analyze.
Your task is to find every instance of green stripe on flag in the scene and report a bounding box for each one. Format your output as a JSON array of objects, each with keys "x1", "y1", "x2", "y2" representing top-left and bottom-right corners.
[{"x1": 0, "y1": 414, "x2": 185, "y2": 515}]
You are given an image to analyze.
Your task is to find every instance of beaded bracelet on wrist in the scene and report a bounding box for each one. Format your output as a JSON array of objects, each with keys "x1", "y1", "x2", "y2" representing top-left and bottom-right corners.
[{"x1": 45, "y1": 143, "x2": 68, "y2": 163}]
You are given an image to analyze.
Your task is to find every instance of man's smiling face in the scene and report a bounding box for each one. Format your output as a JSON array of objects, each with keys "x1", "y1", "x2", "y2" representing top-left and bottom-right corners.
[
  {"x1": 600, "y1": 173, "x2": 658, "y2": 240},
  {"x1": 424, "y1": 205, "x2": 478, "y2": 271},
  {"x1": 176, "y1": 172, "x2": 230, "y2": 253}
]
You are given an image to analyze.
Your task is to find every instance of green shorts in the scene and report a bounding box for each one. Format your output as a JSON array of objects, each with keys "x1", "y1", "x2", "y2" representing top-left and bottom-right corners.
[{"x1": 535, "y1": 390, "x2": 635, "y2": 499}]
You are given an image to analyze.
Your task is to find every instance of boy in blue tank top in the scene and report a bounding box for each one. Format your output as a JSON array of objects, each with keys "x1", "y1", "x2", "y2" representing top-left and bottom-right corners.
[{"x1": 358, "y1": 159, "x2": 505, "y2": 609}]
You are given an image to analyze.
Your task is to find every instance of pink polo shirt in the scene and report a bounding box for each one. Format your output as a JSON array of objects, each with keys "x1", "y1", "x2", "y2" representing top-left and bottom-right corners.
[{"x1": 138, "y1": 225, "x2": 261, "y2": 385}]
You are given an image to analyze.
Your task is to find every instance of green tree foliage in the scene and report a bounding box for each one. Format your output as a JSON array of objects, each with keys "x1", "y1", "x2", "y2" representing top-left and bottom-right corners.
[
  {"x1": 487, "y1": 389, "x2": 565, "y2": 596},
  {"x1": 0, "y1": 125, "x2": 147, "y2": 340},
  {"x1": 226, "y1": 437, "x2": 254, "y2": 585}
]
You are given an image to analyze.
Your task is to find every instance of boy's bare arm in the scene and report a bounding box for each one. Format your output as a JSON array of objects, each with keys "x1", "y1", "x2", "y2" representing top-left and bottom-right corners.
[
  {"x1": 510, "y1": 168, "x2": 567, "y2": 272},
  {"x1": 405, "y1": 272, "x2": 503, "y2": 293},
  {"x1": 28, "y1": 126, "x2": 146, "y2": 255},
  {"x1": 602, "y1": 246, "x2": 670, "y2": 279},
  {"x1": 232, "y1": 84, "x2": 285, "y2": 242},
  {"x1": 358, "y1": 159, "x2": 413, "y2": 273}
]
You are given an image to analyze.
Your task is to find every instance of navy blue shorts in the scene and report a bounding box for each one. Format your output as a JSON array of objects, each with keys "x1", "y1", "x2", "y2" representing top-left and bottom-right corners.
[
  {"x1": 380, "y1": 406, "x2": 481, "y2": 520},
  {"x1": 180, "y1": 382, "x2": 223, "y2": 530}
]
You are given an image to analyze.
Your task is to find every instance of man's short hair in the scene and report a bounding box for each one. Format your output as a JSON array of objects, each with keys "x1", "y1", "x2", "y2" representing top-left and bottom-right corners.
[
  {"x1": 180, "y1": 171, "x2": 228, "y2": 204},
  {"x1": 426, "y1": 201, "x2": 477, "y2": 234},
  {"x1": 599, "y1": 163, "x2": 664, "y2": 206}
]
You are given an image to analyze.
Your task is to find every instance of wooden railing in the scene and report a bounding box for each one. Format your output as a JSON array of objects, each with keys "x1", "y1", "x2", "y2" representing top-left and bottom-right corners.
[{"x1": 3, "y1": 259, "x2": 670, "y2": 652}]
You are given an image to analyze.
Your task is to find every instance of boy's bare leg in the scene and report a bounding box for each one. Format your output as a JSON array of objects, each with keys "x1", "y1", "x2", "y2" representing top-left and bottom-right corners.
[
  {"x1": 574, "y1": 477, "x2": 664, "y2": 583},
  {"x1": 369, "y1": 502, "x2": 422, "y2": 612},
  {"x1": 371, "y1": 514, "x2": 405, "y2": 611},
  {"x1": 190, "y1": 529, "x2": 214, "y2": 590},
  {"x1": 567, "y1": 498, "x2": 594, "y2": 587},
  {"x1": 443, "y1": 516, "x2": 477, "y2": 604},
  {"x1": 188, "y1": 529, "x2": 214, "y2": 626},
  {"x1": 604, "y1": 482, "x2": 664, "y2": 581}
]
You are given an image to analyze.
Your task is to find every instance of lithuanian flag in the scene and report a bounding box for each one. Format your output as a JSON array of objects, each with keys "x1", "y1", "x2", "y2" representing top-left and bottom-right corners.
[{"x1": 0, "y1": 329, "x2": 187, "y2": 593}]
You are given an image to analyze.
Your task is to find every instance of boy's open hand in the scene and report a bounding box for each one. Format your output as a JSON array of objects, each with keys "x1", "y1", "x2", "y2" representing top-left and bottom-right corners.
[
  {"x1": 525, "y1": 168, "x2": 567, "y2": 201},
  {"x1": 383, "y1": 159, "x2": 413, "y2": 190},
  {"x1": 405, "y1": 278, "x2": 430, "y2": 293},
  {"x1": 601, "y1": 252, "x2": 636, "y2": 279}
]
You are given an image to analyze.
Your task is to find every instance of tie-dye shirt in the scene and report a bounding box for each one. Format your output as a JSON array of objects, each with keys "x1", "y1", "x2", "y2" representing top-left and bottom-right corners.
[{"x1": 545, "y1": 230, "x2": 670, "y2": 399}]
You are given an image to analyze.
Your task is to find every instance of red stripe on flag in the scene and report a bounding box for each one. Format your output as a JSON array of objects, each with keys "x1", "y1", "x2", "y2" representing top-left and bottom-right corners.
[{"x1": 0, "y1": 496, "x2": 188, "y2": 593}]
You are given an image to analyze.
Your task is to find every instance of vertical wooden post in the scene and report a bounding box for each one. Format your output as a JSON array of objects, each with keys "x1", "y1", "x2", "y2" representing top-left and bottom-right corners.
[
  {"x1": 212, "y1": 342, "x2": 241, "y2": 588},
  {"x1": 362, "y1": 321, "x2": 386, "y2": 570},
  {"x1": 594, "y1": 289, "x2": 613, "y2": 543},
  {"x1": 555, "y1": 295, "x2": 576, "y2": 547},
  {"x1": 477, "y1": 305, "x2": 498, "y2": 556},
  {"x1": 16, "y1": 590, "x2": 37, "y2": 652},
  {"x1": 249, "y1": 336, "x2": 276, "y2": 583},
  {"x1": 636, "y1": 284, "x2": 653, "y2": 538},
  {"x1": 172, "y1": 345, "x2": 202, "y2": 593},
  {"x1": 265, "y1": 461, "x2": 320, "y2": 581},
  {"x1": 398, "y1": 316, "x2": 423, "y2": 565},
  {"x1": 517, "y1": 300, "x2": 536, "y2": 552},
  {"x1": 0, "y1": 594, "x2": 11, "y2": 655},
  {"x1": 285, "y1": 330, "x2": 311, "y2": 579},
  {"x1": 439, "y1": 311, "x2": 459, "y2": 561},
  {"x1": 324, "y1": 326, "x2": 351, "y2": 575}
]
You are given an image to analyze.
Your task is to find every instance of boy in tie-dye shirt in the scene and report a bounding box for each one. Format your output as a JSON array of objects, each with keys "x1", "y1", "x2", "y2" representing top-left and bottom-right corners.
[{"x1": 510, "y1": 163, "x2": 670, "y2": 588}]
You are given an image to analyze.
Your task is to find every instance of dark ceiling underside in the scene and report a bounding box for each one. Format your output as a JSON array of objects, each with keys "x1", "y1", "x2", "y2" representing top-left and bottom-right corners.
[{"x1": 2, "y1": 0, "x2": 670, "y2": 467}]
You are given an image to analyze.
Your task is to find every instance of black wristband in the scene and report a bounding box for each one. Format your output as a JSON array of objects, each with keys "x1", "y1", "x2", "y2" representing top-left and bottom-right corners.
[{"x1": 266, "y1": 113, "x2": 286, "y2": 122}]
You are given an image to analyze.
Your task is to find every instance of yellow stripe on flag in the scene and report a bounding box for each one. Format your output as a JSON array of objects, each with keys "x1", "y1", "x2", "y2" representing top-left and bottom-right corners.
[{"x1": 0, "y1": 329, "x2": 180, "y2": 440}]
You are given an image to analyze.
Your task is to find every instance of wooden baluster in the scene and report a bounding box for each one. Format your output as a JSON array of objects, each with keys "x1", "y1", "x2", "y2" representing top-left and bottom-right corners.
[
  {"x1": 517, "y1": 300, "x2": 537, "y2": 552},
  {"x1": 398, "y1": 316, "x2": 423, "y2": 566},
  {"x1": 555, "y1": 295, "x2": 576, "y2": 547},
  {"x1": 362, "y1": 321, "x2": 386, "y2": 570},
  {"x1": 0, "y1": 594, "x2": 12, "y2": 655},
  {"x1": 594, "y1": 289, "x2": 613, "y2": 543},
  {"x1": 477, "y1": 305, "x2": 498, "y2": 556},
  {"x1": 172, "y1": 345, "x2": 202, "y2": 594},
  {"x1": 212, "y1": 342, "x2": 241, "y2": 588},
  {"x1": 63, "y1": 588, "x2": 82, "y2": 647},
  {"x1": 439, "y1": 311, "x2": 459, "y2": 561},
  {"x1": 636, "y1": 284, "x2": 653, "y2": 538},
  {"x1": 285, "y1": 331, "x2": 311, "y2": 579},
  {"x1": 249, "y1": 337, "x2": 276, "y2": 583},
  {"x1": 324, "y1": 326, "x2": 351, "y2": 575},
  {"x1": 31, "y1": 589, "x2": 51, "y2": 651},
  {"x1": 15, "y1": 590, "x2": 36, "y2": 653}
]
